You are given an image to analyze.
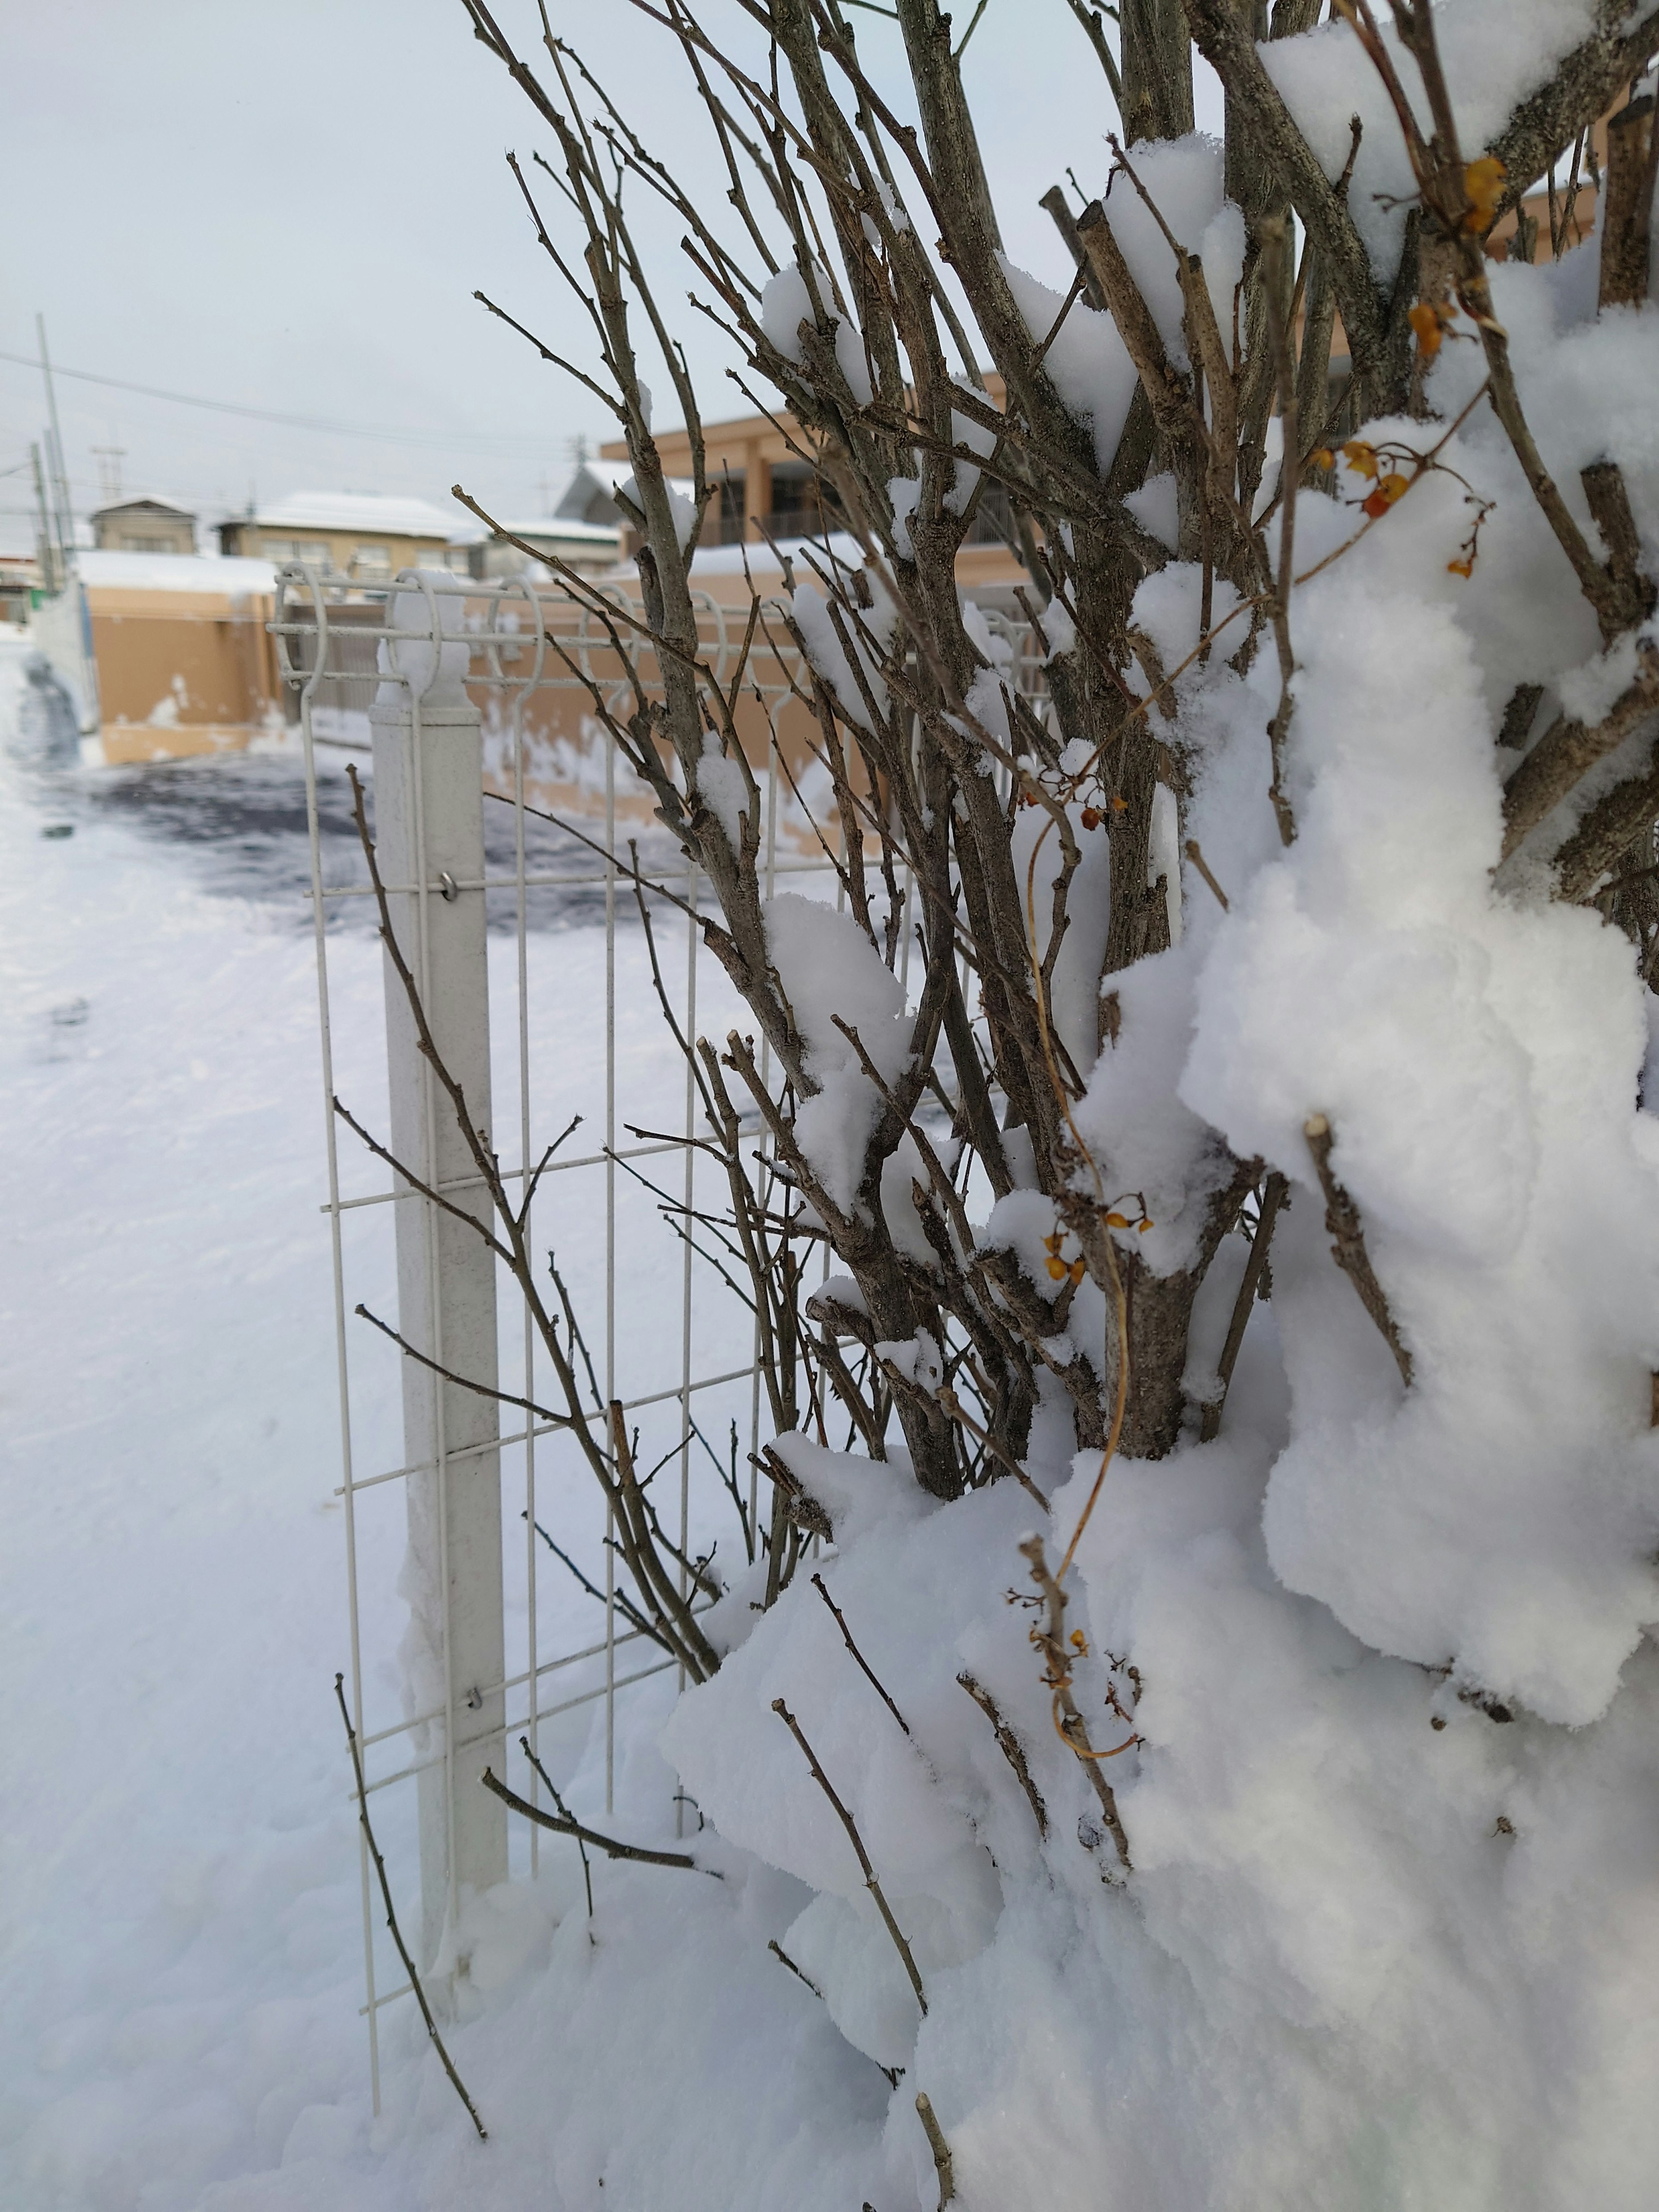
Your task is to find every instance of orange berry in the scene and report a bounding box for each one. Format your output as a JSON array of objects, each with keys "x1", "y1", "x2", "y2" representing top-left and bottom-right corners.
[
  {"x1": 1463, "y1": 155, "x2": 1506, "y2": 214},
  {"x1": 1409, "y1": 302, "x2": 1444, "y2": 358}
]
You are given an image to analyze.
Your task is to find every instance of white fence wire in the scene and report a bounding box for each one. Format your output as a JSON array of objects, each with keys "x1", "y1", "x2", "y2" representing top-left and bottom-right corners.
[{"x1": 272, "y1": 559, "x2": 1040, "y2": 2109}]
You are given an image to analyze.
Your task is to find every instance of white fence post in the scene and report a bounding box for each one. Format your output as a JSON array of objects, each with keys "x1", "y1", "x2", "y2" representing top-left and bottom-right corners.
[{"x1": 370, "y1": 674, "x2": 507, "y2": 1974}]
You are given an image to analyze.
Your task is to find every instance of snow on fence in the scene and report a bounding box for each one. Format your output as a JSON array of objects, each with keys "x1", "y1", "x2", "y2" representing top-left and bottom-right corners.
[{"x1": 271, "y1": 560, "x2": 1040, "y2": 2108}]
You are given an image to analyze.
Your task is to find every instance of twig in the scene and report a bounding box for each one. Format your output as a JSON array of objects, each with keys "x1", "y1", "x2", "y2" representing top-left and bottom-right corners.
[
  {"x1": 481, "y1": 1767, "x2": 714, "y2": 1871},
  {"x1": 1303, "y1": 1115, "x2": 1411, "y2": 1384},
  {"x1": 1500, "y1": 642, "x2": 1659, "y2": 858},
  {"x1": 1260, "y1": 213, "x2": 1300, "y2": 848},
  {"x1": 1600, "y1": 93, "x2": 1659, "y2": 311},
  {"x1": 520, "y1": 1735, "x2": 593, "y2": 1919},
  {"x1": 523, "y1": 1512, "x2": 667, "y2": 1648},
  {"x1": 767, "y1": 1936, "x2": 823, "y2": 1999},
  {"x1": 354, "y1": 1302, "x2": 570, "y2": 1427},
  {"x1": 957, "y1": 1671, "x2": 1048, "y2": 1838},
  {"x1": 811, "y1": 1573, "x2": 912, "y2": 1735},
  {"x1": 915, "y1": 2091, "x2": 956, "y2": 2207},
  {"x1": 1183, "y1": 839, "x2": 1230, "y2": 911},
  {"x1": 1017, "y1": 1538, "x2": 1133, "y2": 1871},
  {"x1": 333, "y1": 1674, "x2": 486, "y2": 2141},
  {"x1": 1198, "y1": 1173, "x2": 1287, "y2": 1441},
  {"x1": 771, "y1": 1697, "x2": 928, "y2": 2014}
]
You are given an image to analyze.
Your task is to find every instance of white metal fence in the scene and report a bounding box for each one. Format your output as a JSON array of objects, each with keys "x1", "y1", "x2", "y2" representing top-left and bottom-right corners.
[{"x1": 273, "y1": 559, "x2": 1039, "y2": 2108}]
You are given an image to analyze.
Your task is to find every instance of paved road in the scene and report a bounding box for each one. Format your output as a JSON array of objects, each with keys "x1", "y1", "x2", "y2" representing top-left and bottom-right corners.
[{"x1": 3, "y1": 644, "x2": 677, "y2": 936}]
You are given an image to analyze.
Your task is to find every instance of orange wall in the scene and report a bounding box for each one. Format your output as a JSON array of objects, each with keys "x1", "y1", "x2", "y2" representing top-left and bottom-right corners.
[{"x1": 88, "y1": 588, "x2": 280, "y2": 760}]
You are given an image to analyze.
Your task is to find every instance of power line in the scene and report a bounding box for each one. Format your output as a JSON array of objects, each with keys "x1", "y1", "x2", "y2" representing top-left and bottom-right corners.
[{"x1": 0, "y1": 346, "x2": 557, "y2": 456}]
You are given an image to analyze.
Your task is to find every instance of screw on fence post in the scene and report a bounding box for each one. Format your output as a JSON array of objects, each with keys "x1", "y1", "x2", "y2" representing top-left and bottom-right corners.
[{"x1": 370, "y1": 580, "x2": 507, "y2": 1974}]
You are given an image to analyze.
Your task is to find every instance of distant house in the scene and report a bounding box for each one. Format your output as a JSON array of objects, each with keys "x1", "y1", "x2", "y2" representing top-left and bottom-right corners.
[
  {"x1": 597, "y1": 416, "x2": 824, "y2": 550},
  {"x1": 452, "y1": 463, "x2": 630, "y2": 581},
  {"x1": 92, "y1": 496, "x2": 197, "y2": 556},
  {"x1": 0, "y1": 551, "x2": 39, "y2": 625},
  {"x1": 217, "y1": 492, "x2": 467, "y2": 583},
  {"x1": 619, "y1": 396, "x2": 1022, "y2": 600},
  {"x1": 557, "y1": 460, "x2": 636, "y2": 531}
]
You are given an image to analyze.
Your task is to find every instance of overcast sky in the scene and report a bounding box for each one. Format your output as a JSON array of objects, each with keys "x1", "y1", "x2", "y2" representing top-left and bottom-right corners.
[{"x1": 1, "y1": 0, "x2": 1221, "y2": 550}]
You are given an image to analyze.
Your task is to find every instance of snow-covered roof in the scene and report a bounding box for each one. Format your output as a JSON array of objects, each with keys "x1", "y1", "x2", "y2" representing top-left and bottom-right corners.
[
  {"x1": 553, "y1": 460, "x2": 633, "y2": 519},
  {"x1": 90, "y1": 495, "x2": 196, "y2": 522},
  {"x1": 242, "y1": 491, "x2": 464, "y2": 539},
  {"x1": 688, "y1": 531, "x2": 864, "y2": 575},
  {"x1": 552, "y1": 461, "x2": 695, "y2": 521},
  {"x1": 78, "y1": 550, "x2": 276, "y2": 594},
  {"x1": 479, "y1": 516, "x2": 621, "y2": 544}
]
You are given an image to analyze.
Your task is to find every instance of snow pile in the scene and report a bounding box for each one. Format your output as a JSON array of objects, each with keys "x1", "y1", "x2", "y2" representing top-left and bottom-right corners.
[
  {"x1": 792, "y1": 568, "x2": 897, "y2": 729},
  {"x1": 762, "y1": 261, "x2": 875, "y2": 406},
  {"x1": 1183, "y1": 559, "x2": 1659, "y2": 1722},
  {"x1": 652, "y1": 232, "x2": 1659, "y2": 2210},
  {"x1": 617, "y1": 469, "x2": 699, "y2": 553},
  {"x1": 1000, "y1": 134, "x2": 1243, "y2": 474},
  {"x1": 1265, "y1": 0, "x2": 1610, "y2": 278},
  {"x1": 764, "y1": 890, "x2": 935, "y2": 1262}
]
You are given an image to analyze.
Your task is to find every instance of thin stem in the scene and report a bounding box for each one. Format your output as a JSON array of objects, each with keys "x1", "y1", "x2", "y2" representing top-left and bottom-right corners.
[
  {"x1": 333, "y1": 1675, "x2": 487, "y2": 2141},
  {"x1": 772, "y1": 1697, "x2": 928, "y2": 2014},
  {"x1": 811, "y1": 1573, "x2": 912, "y2": 1734}
]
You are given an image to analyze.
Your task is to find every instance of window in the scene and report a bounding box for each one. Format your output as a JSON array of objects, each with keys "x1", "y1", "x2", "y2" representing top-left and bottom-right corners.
[
  {"x1": 264, "y1": 539, "x2": 330, "y2": 567},
  {"x1": 352, "y1": 543, "x2": 392, "y2": 579},
  {"x1": 717, "y1": 471, "x2": 746, "y2": 545}
]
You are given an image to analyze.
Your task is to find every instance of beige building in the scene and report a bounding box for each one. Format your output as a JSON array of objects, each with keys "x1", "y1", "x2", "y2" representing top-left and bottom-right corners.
[
  {"x1": 604, "y1": 385, "x2": 1021, "y2": 591},
  {"x1": 601, "y1": 412, "x2": 842, "y2": 547},
  {"x1": 218, "y1": 491, "x2": 467, "y2": 582},
  {"x1": 91, "y1": 496, "x2": 197, "y2": 556}
]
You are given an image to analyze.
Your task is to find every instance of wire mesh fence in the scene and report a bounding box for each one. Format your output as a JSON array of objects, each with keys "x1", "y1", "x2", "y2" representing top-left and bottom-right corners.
[{"x1": 272, "y1": 557, "x2": 1041, "y2": 2107}]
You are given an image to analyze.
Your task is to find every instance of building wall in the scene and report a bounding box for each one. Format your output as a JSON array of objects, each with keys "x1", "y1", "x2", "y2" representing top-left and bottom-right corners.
[
  {"x1": 472, "y1": 534, "x2": 620, "y2": 581},
  {"x1": 93, "y1": 512, "x2": 196, "y2": 556},
  {"x1": 219, "y1": 524, "x2": 448, "y2": 580},
  {"x1": 604, "y1": 412, "x2": 792, "y2": 545},
  {"x1": 607, "y1": 378, "x2": 1016, "y2": 563},
  {"x1": 85, "y1": 585, "x2": 282, "y2": 762}
]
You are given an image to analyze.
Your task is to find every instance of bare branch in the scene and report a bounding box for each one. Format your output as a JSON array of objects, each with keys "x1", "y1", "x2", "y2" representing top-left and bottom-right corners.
[
  {"x1": 812, "y1": 1573, "x2": 912, "y2": 1735},
  {"x1": 1303, "y1": 1115, "x2": 1412, "y2": 1385},
  {"x1": 334, "y1": 1675, "x2": 486, "y2": 2139},
  {"x1": 482, "y1": 1767, "x2": 712, "y2": 1871},
  {"x1": 957, "y1": 1670, "x2": 1049, "y2": 1837},
  {"x1": 771, "y1": 1696, "x2": 928, "y2": 2013}
]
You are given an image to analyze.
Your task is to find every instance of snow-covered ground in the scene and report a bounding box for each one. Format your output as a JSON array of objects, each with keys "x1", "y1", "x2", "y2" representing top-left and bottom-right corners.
[
  {"x1": 0, "y1": 639, "x2": 874, "y2": 2209},
  {"x1": 10, "y1": 180, "x2": 1659, "y2": 2205}
]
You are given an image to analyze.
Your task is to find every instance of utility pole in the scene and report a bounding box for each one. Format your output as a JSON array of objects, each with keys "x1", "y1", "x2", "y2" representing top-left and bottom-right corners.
[
  {"x1": 91, "y1": 444, "x2": 126, "y2": 506},
  {"x1": 29, "y1": 442, "x2": 59, "y2": 595},
  {"x1": 35, "y1": 313, "x2": 101, "y2": 737},
  {"x1": 36, "y1": 315, "x2": 76, "y2": 564}
]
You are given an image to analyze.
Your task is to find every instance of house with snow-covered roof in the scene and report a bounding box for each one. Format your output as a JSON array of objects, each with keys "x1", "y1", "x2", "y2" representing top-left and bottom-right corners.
[
  {"x1": 601, "y1": 380, "x2": 1020, "y2": 567},
  {"x1": 91, "y1": 496, "x2": 197, "y2": 557},
  {"x1": 461, "y1": 480, "x2": 623, "y2": 582},
  {"x1": 217, "y1": 491, "x2": 475, "y2": 583}
]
